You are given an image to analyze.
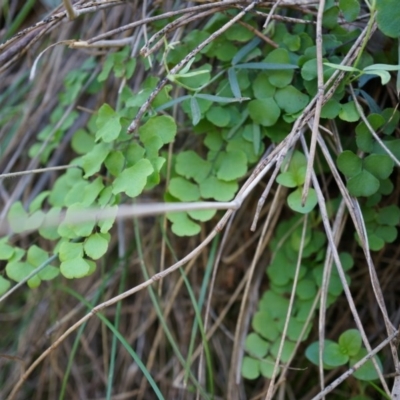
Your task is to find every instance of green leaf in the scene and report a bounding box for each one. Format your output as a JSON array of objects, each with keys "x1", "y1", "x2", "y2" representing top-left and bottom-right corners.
[
  {"x1": 248, "y1": 98, "x2": 280, "y2": 127},
  {"x1": 274, "y1": 85, "x2": 309, "y2": 114},
  {"x1": 60, "y1": 257, "x2": 90, "y2": 279},
  {"x1": 350, "y1": 348, "x2": 382, "y2": 381},
  {"x1": 187, "y1": 209, "x2": 216, "y2": 222},
  {"x1": 296, "y1": 279, "x2": 317, "y2": 300},
  {"x1": 228, "y1": 68, "x2": 241, "y2": 98},
  {"x1": 0, "y1": 276, "x2": 11, "y2": 296},
  {"x1": 84, "y1": 233, "x2": 109, "y2": 260},
  {"x1": 176, "y1": 151, "x2": 212, "y2": 184},
  {"x1": 323, "y1": 342, "x2": 349, "y2": 367},
  {"x1": 38, "y1": 266, "x2": 59, "y2": 281},
  {"x1": 270, "y1": 340, "x2": 296, "y2": 363},
  {"x1": 98, "y1": 205, "x2": 117, "y2": 234},
  {"x1": 125, "y1": 143, "x2": 145, "y2": 166},
  {"x1": 206, "y1": 106, "x2": 231, "y2": 127},
  {"x1": 0, "y1": 240, "x2": 15, "y2": 260},
  {"x1": 264, "y1": 48, "x2": 295, "y2": 87},
  {"x1": 260, "y1": 357, "x2": 279, "y2": 379},
  {"x1": 112, "y1": 159, "x2": 154, "y2": 198},
  {"x1": 139, "y1": 115, "x2": 177, "y2": 145},
  {"x1": 339, "y1": 101, "x2": 360, "y2": 122},
  {"x1": 81, "y1": 142, "x2": 111, "y2": 178},
  {"x1": 200, "y1": 176, "x2": 238, "y2": 201},
  {"x1": 306, "y1": 340, "x2": 336, "y2": 367},
  {"x1": 27, "y1": 245, "x2": 48, "y2": 267},
  {"x1": 245, "y1": 333, "x2": 269, "y2": 358},
  {"x1": 241, "y1": 357, "x2": 260, "y2": 380},
  {"x1": 323, "y1": 6, "x2": 339, "y2": 29},
  {"x1": 287, "y1": 188, "x2": 318, "y2": 214},
  {"x1": 375, "y1": 225, "x2": 397, "y2": 243},
  {"x1": 95, "y1": 104, "x2": 122, "y2": 142},
  {"x1": 168, "y1": 177, "x2": 200, "y2": 201},
  {"x1": 339, "y1": 0, "x2": 360, "y2": 22},
  {"x1": 252, "y1": 311, "x2": 279, "y2": 341},
  {"x1": 29, "y1": 191, "x2": 50, "y2": 213},
  {"x1": 276, "y1": 171, "x2": 298, "y2": 188},
  {"x1": 377, "y1": 205, "x2": 400, "y2": 226},
  {"x1": 323, "y1": 62, "x2": 360, "y2": 73},
  {"x1": 347, "y1": 170, "x2": 380, "y2": 197},
  {"x1": 217, "y1": 150, "x2": 247, "y2": 181},
  {"x1": 337, "y1": 150, "x2": 362, "y2": 177},
  {"x1": 253, "y1": 72, "x2": 276, "y2": 100},
  {"x1": 8, "y1": 201, "x2": 28, "y2": 233},
  {"x1": 6, "y1": 261, "x2": 39, "y2": 286},
  {"x1": 363, "y1": 69, "x2": 391, "y2": 85},
  {"x1": 105, "y1": 151, "x2": 125, "y2": 176},
  {"x1": 39, "y1": 207, "x2": 61, "y2": 240},
  {"x1": 376, "y1": 0, "x2": 400, "y2": 38},
  {"x1": 167, "y1": 212, "x2": 201, "y2": 236},
  {"x1": 81, "y1": 177, "x2": 104, "y2": 207},
  {"x1": 339, "y1": 329, "x2": 362, "y2": 357},
  {"x1": 59, "y1": 241, "x2": 84, "y2": 262},
  {"x1": 321, "y1": 99, "x2": 341, "y2": 118},
  {"x1": 363, "y1": 154, "x2": 394, "y2": 179},
  {"x1": 190, "y1": 96, "x2": 201, "y2": 125},
  {"x1": 62, "y1": 203, "x2": 96, "y2": 237}
]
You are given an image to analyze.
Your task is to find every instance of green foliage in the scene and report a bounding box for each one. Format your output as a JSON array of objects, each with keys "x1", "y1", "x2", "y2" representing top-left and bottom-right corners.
[
  {"x1": 306, "y1": 329, "x2": 383, "y2": 381},
  {"x1": 3, "y1": 3, "x2": 400, "y2": 396},
  {"x1": 376, "y1": 0, "x2": 400, "y2": 38},
  {"x1": 276, "y1": 151, "x2": 317, "y2": 214},
  {"x1": 243, "y1": 212, "x2": 354, "y2": 380}
]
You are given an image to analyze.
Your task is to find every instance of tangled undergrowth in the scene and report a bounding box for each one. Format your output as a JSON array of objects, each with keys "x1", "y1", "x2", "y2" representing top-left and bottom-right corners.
[{"x1": 1, "y1": 0, "x2": 400, "y2": 399}]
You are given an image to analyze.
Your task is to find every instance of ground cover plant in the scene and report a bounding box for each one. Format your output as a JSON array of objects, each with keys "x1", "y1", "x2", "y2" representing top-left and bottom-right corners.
[{"x1": 1, "y1": 0, "x2": 400, "y2": 398}]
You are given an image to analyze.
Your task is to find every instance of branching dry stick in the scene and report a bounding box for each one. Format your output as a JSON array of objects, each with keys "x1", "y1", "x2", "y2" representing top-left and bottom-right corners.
[
  {"x1": 82, "y1": 0, "x2": 245, "y2": 46},
  {"x1": 302, "y1": 0, "x2": 325, "y2": 205},
  {"x1": 63, "y1": 0, "x2": 78, "y2": 20},
  {"x1": 127, "y1": 0, "x2": 262, "y2": 133}
]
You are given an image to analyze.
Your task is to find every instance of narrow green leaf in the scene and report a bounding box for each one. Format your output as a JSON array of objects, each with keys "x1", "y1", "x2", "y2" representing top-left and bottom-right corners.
[
  {"x1": 190, "y1": 96, "x2": 201, "y2": 125},
  {"x1": 228, "y1": 68, "x2": 241, "y2": 98},
  {"x1": 235, "y1": 63, "x2": 298, "y2": 70}
]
